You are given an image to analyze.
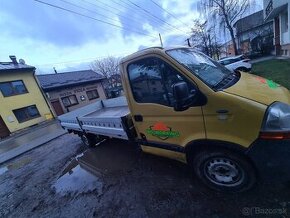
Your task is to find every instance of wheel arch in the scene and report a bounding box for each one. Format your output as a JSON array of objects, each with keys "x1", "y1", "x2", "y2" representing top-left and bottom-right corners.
[
  {"x1": 235, "y1": 66, "x2": 248, "y2": 72},
  {"x1": 184, "y1": 139, "x2": 248, "y2": 164}
]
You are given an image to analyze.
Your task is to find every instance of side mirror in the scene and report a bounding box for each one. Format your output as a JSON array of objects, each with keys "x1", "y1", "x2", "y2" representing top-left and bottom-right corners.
[{"x1": 173, "y1": 82, "x2": 192, "y2": 111}]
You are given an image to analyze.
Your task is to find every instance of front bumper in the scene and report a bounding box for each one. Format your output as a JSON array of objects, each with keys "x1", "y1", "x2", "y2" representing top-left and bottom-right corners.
[{"x1": 246, "y1": 139, "x2": 290, "y2": 182}]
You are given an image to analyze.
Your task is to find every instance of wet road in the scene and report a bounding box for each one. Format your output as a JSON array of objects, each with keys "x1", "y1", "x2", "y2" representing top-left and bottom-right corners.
[{"x1": 0, "y1": 134, "x2": 290, "y2": 217}]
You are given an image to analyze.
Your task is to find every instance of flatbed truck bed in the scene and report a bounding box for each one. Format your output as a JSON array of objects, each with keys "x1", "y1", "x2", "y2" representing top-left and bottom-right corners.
[{"x1": 58, "y1": 96, "x2": 135, "y2": 141}]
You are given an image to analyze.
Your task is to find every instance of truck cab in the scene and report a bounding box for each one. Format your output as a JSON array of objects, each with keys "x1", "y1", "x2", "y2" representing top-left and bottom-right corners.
[{"x1": 120, "y1": 46, "x2": 290, "y2": 192}]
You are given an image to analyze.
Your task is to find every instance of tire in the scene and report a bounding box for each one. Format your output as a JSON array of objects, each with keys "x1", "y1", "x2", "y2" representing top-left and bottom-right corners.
[
  {"x1": 235, "y1": 67, "x2": 248, "y2": 72},
  {"x1": 191, "y1": 148, "x2": 257, "y2": 192},
  {"x1": 80, "y1": 134, "x2": 96, "y2": 147}
]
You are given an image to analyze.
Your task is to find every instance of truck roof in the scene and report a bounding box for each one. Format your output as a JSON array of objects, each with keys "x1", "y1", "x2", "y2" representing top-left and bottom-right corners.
[{"x1": 120, "y1": 46, "x2": 190, "y2": 64}]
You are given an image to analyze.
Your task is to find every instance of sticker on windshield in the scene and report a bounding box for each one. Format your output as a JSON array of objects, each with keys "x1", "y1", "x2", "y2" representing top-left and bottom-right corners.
[
  {"x1": 256, "y1": 76, "x2": 279, "y2": 89},
  {"x1": 146, "y1": 122, "x2": 180, "y2": 140}
]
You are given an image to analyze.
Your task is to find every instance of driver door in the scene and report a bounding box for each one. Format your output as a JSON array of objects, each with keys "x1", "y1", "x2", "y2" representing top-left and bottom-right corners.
[{"x1": 126, "y1": 56, "x2": 205, "y2": 160}]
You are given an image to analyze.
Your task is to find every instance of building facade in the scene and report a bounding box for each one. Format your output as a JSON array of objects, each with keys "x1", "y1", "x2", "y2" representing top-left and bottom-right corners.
[
  {"x1": 220, "y1": 40, "x2": 235, "y2": 58},
  {"x1": 234, "y1": 10, "x2": 274, "y2": 55},
  {"x1": 37, "y1": 70, "x2": 106, "y2": 115},
  {"x1": 264, "y1": 0, "x2": 290, "y2": 56},
  {"x1": 0, "y1": 57, "x2": 53, "y2": 138}
]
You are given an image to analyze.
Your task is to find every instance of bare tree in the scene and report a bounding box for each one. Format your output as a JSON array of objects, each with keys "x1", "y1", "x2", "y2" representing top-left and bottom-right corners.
[
  {"x1": 190, "y1": 20, "x2": 222, "y2": 59},
  {"x1": 200, "y1": 0, "x2": 252, "y2": 55},
  {"x1": 91, "y1": 56, "x2": 121, "y2": 89}
]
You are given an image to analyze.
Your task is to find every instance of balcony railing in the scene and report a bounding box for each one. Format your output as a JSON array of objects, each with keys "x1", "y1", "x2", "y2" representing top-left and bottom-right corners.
[{"x1": 266, "y1": 0, "x2": 273, "y2": 17}]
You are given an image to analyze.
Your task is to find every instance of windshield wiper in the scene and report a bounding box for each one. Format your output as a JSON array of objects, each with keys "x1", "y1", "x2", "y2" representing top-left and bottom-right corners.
[{"x1": 214, "y1": 73, "x2": 236, "y2": 90}]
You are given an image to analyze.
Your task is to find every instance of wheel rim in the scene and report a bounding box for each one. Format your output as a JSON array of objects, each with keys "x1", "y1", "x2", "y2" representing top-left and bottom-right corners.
[
  {"x1": 82, "y1": 135, "x2": 89, "y2": 146},
  {"x1": 203, "y1": 157, "x2": 245, "y2": 187}
]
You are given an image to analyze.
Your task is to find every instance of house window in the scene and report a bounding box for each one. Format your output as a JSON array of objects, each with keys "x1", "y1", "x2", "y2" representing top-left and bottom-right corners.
[
  {"x1": 86, "y1": 90, "x2": 99, "y2": 100},
  {"x1": 13, "y1": 105, "x2": 40, "y2": 123},
  {"x1": 61, "y1": 95, "x2": 78, "y2": 107},
  {"x1": 0, "y1": 80, "x2": 28, "y2": 97}
]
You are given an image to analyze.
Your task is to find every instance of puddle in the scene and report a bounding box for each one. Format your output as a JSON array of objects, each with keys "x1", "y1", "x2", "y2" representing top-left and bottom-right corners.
[
  {"x1": 0, "y1": 166, "x2": 8, "y2": 175},
  {"x1": 53, "y1": 159, "x2": 103, "y2": 196},
  {"x1": 53, "y1": 140, "x2": 137, "y2": 196}
]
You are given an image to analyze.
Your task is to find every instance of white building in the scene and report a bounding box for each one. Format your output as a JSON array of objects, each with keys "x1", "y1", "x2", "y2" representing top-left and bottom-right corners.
[{"x1": 263, "y1": 0, "x2": 290, "y2": 56}]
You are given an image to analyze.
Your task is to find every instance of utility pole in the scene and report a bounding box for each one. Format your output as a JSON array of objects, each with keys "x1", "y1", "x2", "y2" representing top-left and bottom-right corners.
[
  {"x1": 159, "y1": 33, "x2": 163, "y2": 47},
  {"x1": 187, "y1": 38, "x2": 191, "y2": 47}
]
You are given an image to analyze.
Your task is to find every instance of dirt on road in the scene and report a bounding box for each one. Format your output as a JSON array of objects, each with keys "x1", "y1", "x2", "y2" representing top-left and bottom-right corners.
[{"x1": 0, "y1": 134, "x2": 289, "y2": 218}]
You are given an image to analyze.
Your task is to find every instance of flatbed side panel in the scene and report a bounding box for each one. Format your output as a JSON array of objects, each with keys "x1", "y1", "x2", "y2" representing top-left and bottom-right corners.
[
  {"x1": 61, "y1": 122, "x2": 82, "y2": 132},
  {"x1": 82, "y1": 125, "x2": 128, "y2": 140},
  {"x1": 80, "y1": 116, "x2": 128, "y2": 140}
]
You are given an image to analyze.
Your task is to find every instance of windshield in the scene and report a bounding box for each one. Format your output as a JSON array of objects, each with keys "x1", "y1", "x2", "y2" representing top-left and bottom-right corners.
[{"x1": 166, "y1": 48, "x2": 232, "y2": 88}]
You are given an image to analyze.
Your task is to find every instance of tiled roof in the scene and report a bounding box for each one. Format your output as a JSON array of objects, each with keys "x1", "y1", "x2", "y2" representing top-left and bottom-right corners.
[
  {"x1": 37, "y1": 69, "x2": 105, "y2": 90},
  {"x1": 0, "y1": 62, "x2": 35, "y2": 71}
]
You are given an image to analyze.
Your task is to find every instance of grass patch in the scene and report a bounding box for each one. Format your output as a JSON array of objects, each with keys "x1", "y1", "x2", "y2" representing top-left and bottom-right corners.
[{"x1": 251, "y1": 59, "x2": 290, "y2": 90}]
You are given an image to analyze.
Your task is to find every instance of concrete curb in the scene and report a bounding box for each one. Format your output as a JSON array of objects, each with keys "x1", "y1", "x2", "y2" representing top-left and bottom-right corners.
[{"x1": 0, "y1": 131, "x2": 67, "y2": 165}]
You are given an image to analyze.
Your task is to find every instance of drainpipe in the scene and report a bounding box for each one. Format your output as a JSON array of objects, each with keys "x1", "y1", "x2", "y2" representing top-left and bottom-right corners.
[{"x1": 33, "y1": 69, "x2": 56, "y2": 119}]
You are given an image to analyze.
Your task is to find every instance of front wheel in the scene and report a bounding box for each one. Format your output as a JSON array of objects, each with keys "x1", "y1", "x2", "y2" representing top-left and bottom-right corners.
[{"x1": 192, "y1": 149, "x2": 257, "y2": 192}]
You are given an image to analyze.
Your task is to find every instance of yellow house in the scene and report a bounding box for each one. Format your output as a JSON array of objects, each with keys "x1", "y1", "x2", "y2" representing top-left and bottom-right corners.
[{"x1": 0, "y1": 56, "x2": 53, "y2": 138}]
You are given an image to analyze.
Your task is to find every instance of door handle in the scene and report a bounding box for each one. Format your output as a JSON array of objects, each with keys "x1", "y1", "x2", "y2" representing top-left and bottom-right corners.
[
  {"x1": 134, "y1": 114, "x2": 143, "y2": 122},
  {"x1": 216, "y1": 109, "x2": 229, "y2": 114}
]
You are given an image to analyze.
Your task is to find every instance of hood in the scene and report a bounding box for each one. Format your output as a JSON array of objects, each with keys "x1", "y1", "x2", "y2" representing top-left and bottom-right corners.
[{"x1": 224, "y1": 73, "x2": 290, "y2": 106}]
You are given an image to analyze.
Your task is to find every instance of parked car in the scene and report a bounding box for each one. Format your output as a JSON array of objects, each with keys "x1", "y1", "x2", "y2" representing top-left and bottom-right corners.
[{"x1": 218, "y1": 55, "x2": 252, "y2": 72}]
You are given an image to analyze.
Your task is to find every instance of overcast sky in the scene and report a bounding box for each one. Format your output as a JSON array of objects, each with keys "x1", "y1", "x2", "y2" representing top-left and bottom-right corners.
[{"x1": 0, "y1": 0, "x2": 262, "y2": 74}]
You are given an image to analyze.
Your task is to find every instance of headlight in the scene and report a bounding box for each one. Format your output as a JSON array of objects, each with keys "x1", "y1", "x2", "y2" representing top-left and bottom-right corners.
[{"x1": 261, "y1": 102, "x2": 290, "y2": 132}]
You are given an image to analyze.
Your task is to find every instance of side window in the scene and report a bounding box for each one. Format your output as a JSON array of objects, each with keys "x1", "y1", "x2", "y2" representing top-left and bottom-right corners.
[
  {"x1": 223, "y1": 60, "x2": 231, "y2": 65},
  {"x1": 128, "y1": 57, "x2": 196, "y2": 107},
  {"x1": 128, "y1": 57, "x2": 168, "y2": 106},
  {"x1": 160, "y1": 61, "x2": 196, "y2": 107}
]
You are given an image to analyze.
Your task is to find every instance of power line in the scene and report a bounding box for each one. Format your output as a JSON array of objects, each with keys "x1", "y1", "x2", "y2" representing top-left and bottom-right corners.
[
  {"x1": 123, "y1": 0, "x2": 187, "y2": 34},
  {"x1": 35, "y1": 51, "x2": 133, "y2": 66},
  {"x1": 149, "y1": 0, "x2": 188, "y2": 27},
  {"x1": 33, "y1": 0, "x2": 158, "y2": 39},
  {"x1": 81, "y1": 0, "x2": 172, "y2": 34},
  {"x1": 108, "y1": 0, "x2": 175, "y2": 33},
  {"x1": 58, "y1": 0, "x2": 123, "y2": 25}
]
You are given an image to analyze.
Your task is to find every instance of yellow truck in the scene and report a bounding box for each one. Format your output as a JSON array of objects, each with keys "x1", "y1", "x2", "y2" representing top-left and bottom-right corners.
[{"x1": 59, "y1": 46, "x2": 290, "y2": 192}]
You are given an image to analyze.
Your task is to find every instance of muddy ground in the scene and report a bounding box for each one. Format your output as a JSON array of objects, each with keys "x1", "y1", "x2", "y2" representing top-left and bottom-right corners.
[{"x1": 0, "y1": 134, "x2": 289, "y2": 218}]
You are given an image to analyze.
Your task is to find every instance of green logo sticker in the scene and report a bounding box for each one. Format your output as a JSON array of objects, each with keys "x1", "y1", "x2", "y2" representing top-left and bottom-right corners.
[
  {"x1": 146, "y1": 122, "x2": 180, "y2": 140},
  {"x1": 266, "y1": 80, "x2": 278, "y2": 89}
]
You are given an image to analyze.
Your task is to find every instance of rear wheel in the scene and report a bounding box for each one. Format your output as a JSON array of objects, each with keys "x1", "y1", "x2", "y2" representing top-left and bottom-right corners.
[
  {"x1": 191, "y1": 148, "x2": 256, "y2": 192},
  {"x1": 80, "y1": 134, "x2": 96, "y2": 147}
]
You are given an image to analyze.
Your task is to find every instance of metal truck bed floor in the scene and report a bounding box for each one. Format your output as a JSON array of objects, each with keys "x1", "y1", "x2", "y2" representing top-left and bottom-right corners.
[{"x1": 84, "y1": 106, "x2": 129, "y2": 118}]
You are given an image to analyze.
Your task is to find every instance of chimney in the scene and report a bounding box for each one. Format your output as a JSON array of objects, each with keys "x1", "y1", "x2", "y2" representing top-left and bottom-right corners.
[
  {"x1": 53, "y1": 67, "x2": 57, "y2": 74},
  {"x1": 9, "y1": 55, "x2": 18, "y2": 64}
]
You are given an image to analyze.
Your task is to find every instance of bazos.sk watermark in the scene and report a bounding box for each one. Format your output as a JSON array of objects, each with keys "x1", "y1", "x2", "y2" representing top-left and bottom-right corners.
[{"x1": 241, "y1": 207, "x2": 287, "y2": 216}]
